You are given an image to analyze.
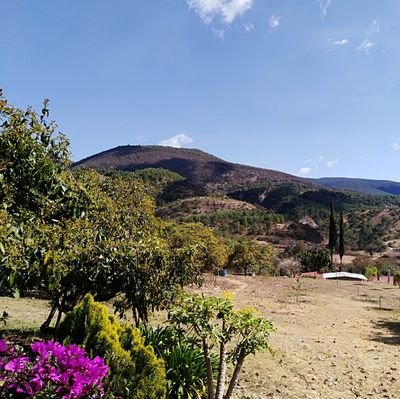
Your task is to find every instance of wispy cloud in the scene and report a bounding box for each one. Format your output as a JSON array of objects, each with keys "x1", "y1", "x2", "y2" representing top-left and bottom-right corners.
[
  {"x1": 326, "y1": 158, "x2": 340, "y2": 168},
  {"x1": 318, "y1": 0, "x2": 333, "y2": 20},
  {"x1": 298, "y1": 155, "x2": 340, "y2": 175},
  {"x1": 331, "y1": 39, "x2": 350, "y2": 46},
  {"x1": 243, "y1": 22, "x2": 254, "y2": 32},
  {"x1": 268, "y1": 16, "x2": 281, "y2": 30},
  {"x1": 391, "y1": 142, "x2": 400, "y2": 151},
  {"x1": 298, "y1": 167, "x2": 312, "y2": 176},
  {"x1": 212, "y1": 28, "x2": 225, "y2": 40},
  {"x1": 358, "y1": 20, "x2": 380, "y2": 55},
  {"x1": 159, "y1": 134, "x2": 193, "y2": 148},
  {"x1": 187, "y1": 0, "x2": 254, "y2": 24}
]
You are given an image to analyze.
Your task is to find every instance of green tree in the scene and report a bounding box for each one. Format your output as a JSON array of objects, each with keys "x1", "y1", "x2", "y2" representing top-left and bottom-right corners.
[
  {"x1": 169, "y1": 294, "x2": 274, "y2": 399},
  {"x1": 0, "y1": 93, "x2": 204, "y2": 331},
  {"x1": 166, "y1": 222, "x2": 229, "y2": 273},
  {"x1": 339, "y1": 211, "x2": 345, "y2": 271},
  {"x1": 299, "y1": 248, "x2": 330, "y2": 272},
  {"x1": 228, "y1": 239, "x2": 276, "y2": 276},
  {"x1": 328, "y1": 200, "x2": 337, "y2": 267}
]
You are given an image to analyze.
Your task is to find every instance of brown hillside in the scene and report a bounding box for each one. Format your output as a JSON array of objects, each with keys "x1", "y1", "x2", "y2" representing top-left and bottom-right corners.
[{"x1": 73, "y1": 145, "x2": 315, "y2": 192}]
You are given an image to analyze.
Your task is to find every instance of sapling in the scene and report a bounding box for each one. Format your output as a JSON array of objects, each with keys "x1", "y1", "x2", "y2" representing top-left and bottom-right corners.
[{"x1": 169, "y1": 293, "x2": 274, "y2": 399}]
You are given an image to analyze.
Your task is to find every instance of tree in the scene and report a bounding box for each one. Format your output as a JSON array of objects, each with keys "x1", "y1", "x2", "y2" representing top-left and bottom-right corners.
[
  {"x1": 169, "y1": 294, "x2": 274, "y2": 399},
  {"x1": 299, "y1": 248, "x2": 330, "y2": 272},
  {"x1": 328, "y1": 200, "x2": 337, "y2": 268},
  {"x1": 339, "y1": 211, "x2": 345, "y2": 271},
  {"x1": 0, "y1": 91, "x2": 83, "y2": 220},
  {"x1": 279, "y1": 258, "x2": 301, "y2": 277},
  {"x1": 228, "y1": 239, "x2": 276, "y2": 276},
  {"x1": 0, "y1": 92, "x2": 204, "y2": 331},
  {"x1": 165, "y1": 222, "x2": 229, "y2": 273}
]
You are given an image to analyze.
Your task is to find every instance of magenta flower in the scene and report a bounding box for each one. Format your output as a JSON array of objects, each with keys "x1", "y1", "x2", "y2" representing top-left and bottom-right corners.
[
  {"x1": 0, "y1": 340, "x2": 110, "y2": 398},
  {"x1": 4, "y1": 356, "x2": 30, "y2": 373},
  {"x1": 0, "y1": 340, "x2": 7, "y2": 353}
]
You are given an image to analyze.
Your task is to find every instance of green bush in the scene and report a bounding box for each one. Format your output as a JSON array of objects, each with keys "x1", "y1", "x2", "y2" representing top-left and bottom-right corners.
[
  {"x1": 364, "y1": 266, "x2": 378, "y2": 280},
  {"x1": 58, "y1": 294, "x2": 166, "y2": 399},
  {"x1": 141, "y1": 326, "x2": 212, "y2": 399}
]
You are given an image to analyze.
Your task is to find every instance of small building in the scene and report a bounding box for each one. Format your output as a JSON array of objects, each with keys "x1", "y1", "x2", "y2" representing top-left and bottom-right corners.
[{"x1": 322, "y1": 272, "x2": 367, "y2": 281}]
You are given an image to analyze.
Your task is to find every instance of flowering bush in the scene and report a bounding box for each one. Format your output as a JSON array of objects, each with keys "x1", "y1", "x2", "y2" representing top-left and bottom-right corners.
[{"x1": 0, "y1": 339, "x2": 109, "y2": 398}]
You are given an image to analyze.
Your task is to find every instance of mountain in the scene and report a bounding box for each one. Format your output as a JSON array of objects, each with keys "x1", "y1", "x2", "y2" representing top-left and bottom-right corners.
[
  {"x1": 311, "y1": 177, "x2": 400, "y2": 196},
  {"x1": 74, "y1": 145, "x2": 314, "y2": 193},
  {"x1": 74, "y1": 145, "x2": 400, "y2": 254}
]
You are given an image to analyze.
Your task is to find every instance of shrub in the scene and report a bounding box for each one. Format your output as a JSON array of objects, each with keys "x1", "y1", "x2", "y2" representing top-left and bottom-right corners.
[
  {"x1": 393, "y1": 271, "x2": 400, "y2": 287},
  {"x1": 0, "y1": 339, "x2": 108, "y2": 398},
  {"x1": 364, "y1": 266, "x2": 378, "y2": 280},
  {"x1": 58, "y1": 294, "x2": 166, "y2": 399},
  {"x1": 141, "y1": 326, "x2": 212, "y2": 399}
]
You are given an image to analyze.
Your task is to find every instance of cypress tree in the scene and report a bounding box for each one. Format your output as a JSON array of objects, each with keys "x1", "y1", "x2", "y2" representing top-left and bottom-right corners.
[
  {"x1": 339, "y1": 211, "x2": 345, "y2": 271},
  {"x1": 328, "y1": 200, "x2": 337, "y2": 268}
]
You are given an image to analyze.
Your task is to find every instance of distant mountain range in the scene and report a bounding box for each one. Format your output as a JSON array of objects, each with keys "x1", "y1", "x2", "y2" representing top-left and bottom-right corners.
[
  {"x1": 74, "y1": 145, "x2": 400, "y2": 196},
  {"x1": 310, "y1": 177, "x2": 400, "y2": 196}
]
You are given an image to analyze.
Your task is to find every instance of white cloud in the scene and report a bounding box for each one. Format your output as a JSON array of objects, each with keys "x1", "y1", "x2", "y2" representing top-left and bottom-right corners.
[
  {"x1": 212, "y1": 28, "x2": 225, "y2": 40},
  {"x1": 243, "y1": 22, "x2": 254, "y2": 32},
  {"x1": 159, "y1": 134, "x2": 193, "y2": 148},
  {"x1": 268, "y1": 16, "x2": 281, "y2": 29},
  {"x1": 391, "y1": 142, "x2": 400, "y2": 151},
  {"x1": 318, "y1": 155, "x2": 324, "y2": 161},
  {"x1": 371, "y1": 19, "x2": 380, "y2": 33},
  {"x1": 186, "y1": 0, "x2": 254, "y2": 24},
  {"x1": 358, "y1": 39, "x2": 375, "y2": 54},
  {"x1": 304, "y1": 158, "x2": 312, "y2": 164},
  {"x1": 326, "y1": 158, "x2": 340, "y2": 168},
  {"x1": 331, "y1": 39, "x2": 349, "y2": 46},
  {"x1": 318, "y1": 0, "x2": 333, "y2": 20},
  {"x1": 298, "y1": 167, "x2": 312, "y2": 176},
  {"x1": 358, "y1": 20, "x2": 380, "y2": 55}
]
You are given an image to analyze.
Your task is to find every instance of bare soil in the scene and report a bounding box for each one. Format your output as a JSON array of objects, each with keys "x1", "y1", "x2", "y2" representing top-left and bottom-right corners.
[{"x1": 196, "y1": 276, "x2": 400, "y2": 399}]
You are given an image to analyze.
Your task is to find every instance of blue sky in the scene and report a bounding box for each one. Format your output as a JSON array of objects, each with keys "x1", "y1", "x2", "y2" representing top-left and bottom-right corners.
[{"x1": 2, "y1": 1, "x2": 400, "y2": 180}]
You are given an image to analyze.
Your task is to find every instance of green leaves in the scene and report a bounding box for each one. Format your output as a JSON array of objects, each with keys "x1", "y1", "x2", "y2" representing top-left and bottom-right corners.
[{"x1": 169, "y1": 294, "x2": 274, "y2": 399}]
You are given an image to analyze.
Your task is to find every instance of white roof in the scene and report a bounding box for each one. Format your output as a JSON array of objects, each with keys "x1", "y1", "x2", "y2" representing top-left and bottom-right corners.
[{"x1": 322, "y1": 272, "x2": 367, "y2": 281}]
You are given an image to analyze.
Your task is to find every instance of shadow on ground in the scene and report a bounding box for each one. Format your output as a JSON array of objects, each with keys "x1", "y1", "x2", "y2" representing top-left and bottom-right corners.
[{"x1": 371, "y1": 319, "x2": 400, "y2": 345}]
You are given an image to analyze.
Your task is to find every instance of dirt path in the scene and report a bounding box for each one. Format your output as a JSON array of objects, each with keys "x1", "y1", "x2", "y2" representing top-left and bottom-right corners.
[{"x1": 197, "y1": 276, "x2": 400, "y2": 399}]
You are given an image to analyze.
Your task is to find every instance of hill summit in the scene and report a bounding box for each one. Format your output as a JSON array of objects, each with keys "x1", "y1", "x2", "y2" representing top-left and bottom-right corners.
[{"x1": 74, "y1": 145, "x2": 313, "y2": 192}]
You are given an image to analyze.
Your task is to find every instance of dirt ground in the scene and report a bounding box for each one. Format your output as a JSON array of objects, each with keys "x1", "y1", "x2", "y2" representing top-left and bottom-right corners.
[
  {"x1": 2, "y1": 276, "x2": 400, "y2": 399},
  {"x1": 196, "y1": 276, "x2": 400, "y2": 399}
]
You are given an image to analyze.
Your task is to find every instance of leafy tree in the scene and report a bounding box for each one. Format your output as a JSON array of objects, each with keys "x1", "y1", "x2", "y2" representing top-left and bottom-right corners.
[
  {"x1": 328, "y1": 200, "x2": 337, "y2": 267},
  {"x1": 228, "y1": 239, "x2": 276, "y2": 276},
  {"x1": 299, "y1": 248, "x2": 330, "y2": 272},
  {"x1": 169, "y1": 294, "x2": 274, "y2": 399},
  {"x1": 0, "y1": 93, "x2": 204, "y2": 331},
  {"x1": 0, "y1": 91, "x2": 84, "y2": 220},
  {"x1": 165, "y1": 222, "x2": 229, "y2": 273}
]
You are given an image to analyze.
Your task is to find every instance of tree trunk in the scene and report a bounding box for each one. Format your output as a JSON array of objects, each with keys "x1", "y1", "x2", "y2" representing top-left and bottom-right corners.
[
  {"x1": 215, "y1": 321, "x2": 227, "y2": 399},
  {"x1": 203, "y1": 338, "x2": 215, "y2": 399},
  {"x1": 40, "y1": 302, "x2": 58, "y2": 335},
  {"x1": 224, "y1": 349, "x2": 246, "y2": 399}
]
